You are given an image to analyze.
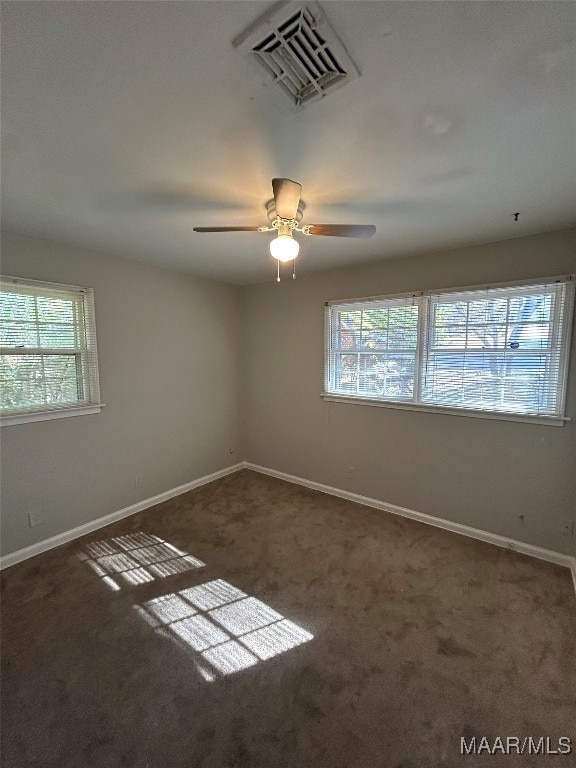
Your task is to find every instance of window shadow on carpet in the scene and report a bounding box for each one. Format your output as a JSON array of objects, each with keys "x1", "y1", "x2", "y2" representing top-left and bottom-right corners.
[
  {"x1": 79, "y1": 534, "x2": 313, "y2": 680},
  {"x1": 135, "y1": 578, "x2": 314, "y2": 681},
  {"x1": 77, "y1": 532, "x2": 205, "y2": 590}
]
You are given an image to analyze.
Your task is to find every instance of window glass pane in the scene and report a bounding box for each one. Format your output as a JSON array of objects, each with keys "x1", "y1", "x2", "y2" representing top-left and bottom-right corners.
[
  {"x1": 514, "y1": 323, "x2": 551, "y2": 349},
  {"x1": 38, "y1": 324, "x2": 77, "y2": 348},
  {"x1": 0, "y1": 321, "x2": 39, "y2": 347},
  {"x1": 509, "y1": 293, "x2": 552, "y2": 323},
  {"x1": 0, "y1": 354, "x2": 43, "y2": 410},
  {"x1": 387, "y1": 330, "x2": 417, "y2": 350},
  {"x1": 433, "y1": 300, "x2": 469, "y2": 325},
  {"x1": 433, "y1": 325, "x2": 467, "y2": 348},
  {"x1": 360, "y1": 308, "x2": 387, "y2": 350},
  {"x1": 1, "y1": 293, "x2": 80, "y2": 349},
  {"x1": 333, "y1": 353, "x2": 357, "y2": 393},
  {"x1": 0, "y1": 354, "x2": 82, "y2": 410},
  {"x1": 37, "y1": 296, "x2": 76, "y2": 324},
  {"x1": 360, "y1": 329, "x2": 388, "y2": 350},
  {"x1": 389, "y1": 305, "x2": 418, "y2": 329},
  {"x1": 338, "y1": 310, "x2": 362, "y2": 329},
  {"x1": 0, "y1": 292, "x2": 36, "y2": 324},
  {"x1": 336, "y1": 310, "x2": 362, "y2": 349},
  {"x1": 357, "y1": 353, "x2": 386, "y2": 396},
  {"x1": 465, "y1": 325, "x2": 507, "y2": 349},
  {"x1": 422, "y1": 351, "x2": 555, "y2": 414},
  {"x1": 467, "y1": 297, "x2": 507, "y2": 324},
  {"x1": 361, "y1": 308, "x2": 388, "y2": 327},
  {"x1": 333, "y1": 352, "x2": 416, "y2": 399},
  {"x1": 359, "y1": 353, "x2": 415, "y2": 399},
  {"x1": 337, "y1": 328, "x2": 361, "y2": 349}
]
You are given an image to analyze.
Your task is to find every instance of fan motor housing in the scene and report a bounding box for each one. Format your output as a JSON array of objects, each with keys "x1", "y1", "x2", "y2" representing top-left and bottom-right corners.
[{"x1": 265, "y1": 198, "x2": 305, "y2": 223}]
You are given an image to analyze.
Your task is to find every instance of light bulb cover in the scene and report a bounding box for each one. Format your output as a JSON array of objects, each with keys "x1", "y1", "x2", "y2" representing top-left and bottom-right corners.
[{"x1": 270, "y1": 234, "x2": 300, "y2": 262}]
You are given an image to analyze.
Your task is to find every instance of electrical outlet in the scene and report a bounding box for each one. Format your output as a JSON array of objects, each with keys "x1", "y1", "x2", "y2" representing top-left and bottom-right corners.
[
  {"x1": 347, "y1": 466, "x2": 354, "y2": 479},
  {"x1": 134, "y1": 476, "x2": 143, "y2": 489},
  {"x1": 560, "y1": 518, "x2": 574, "y2": 536},
  {"x1": 28, "y1": 512, "x2": 43, "y2": 528}
]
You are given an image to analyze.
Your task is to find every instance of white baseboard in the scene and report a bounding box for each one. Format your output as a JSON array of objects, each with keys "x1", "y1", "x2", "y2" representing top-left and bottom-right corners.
[
  {"x1": 245, "y1": 463, "x2": 576, "y2": 573},
  {"x1": 3, "y1": 460, "x2": 575, "y2": 599},
  {"x1": 0, "y1": 463, "x2": 245, "y2": 570}
]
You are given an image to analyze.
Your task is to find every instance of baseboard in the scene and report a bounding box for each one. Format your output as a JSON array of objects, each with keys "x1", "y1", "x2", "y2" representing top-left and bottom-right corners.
[
  {"x1": 0, "y1": 463, "x2": 245, "y2": 570},
  {"x1": 3, "y1": 460, "x2": 575, "y2": 598},
  {"x1": 245, "y1": 463, "x2": 576, "y2": 573}
]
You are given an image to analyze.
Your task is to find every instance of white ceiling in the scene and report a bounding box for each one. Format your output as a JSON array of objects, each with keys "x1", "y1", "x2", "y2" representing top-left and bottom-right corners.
[{"x1": 2, "y1": 1, "x2": 575, "y2": 285}]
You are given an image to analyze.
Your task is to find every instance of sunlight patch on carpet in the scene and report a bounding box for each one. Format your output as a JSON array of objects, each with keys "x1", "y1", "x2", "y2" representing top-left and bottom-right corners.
[{"x1": 135, "y1": 578, "x2": 313, "y2": 679}]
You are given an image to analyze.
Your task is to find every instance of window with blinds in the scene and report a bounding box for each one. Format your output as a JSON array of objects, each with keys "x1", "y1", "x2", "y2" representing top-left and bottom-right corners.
[
  {"x1": 324, "y1": 277, "x2": 574, "y2": 423},
  {"x1": 326, "y1": 294, "x2": 425, "y2": 401},
  {"x1": 0, "y1": 277, "x2": 102, "y2": 424}
]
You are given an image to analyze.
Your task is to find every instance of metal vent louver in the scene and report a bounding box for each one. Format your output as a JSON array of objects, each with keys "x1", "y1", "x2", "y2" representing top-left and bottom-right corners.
[{"x1": 235, "y1": 1, "x2": 359, "y2": 109}]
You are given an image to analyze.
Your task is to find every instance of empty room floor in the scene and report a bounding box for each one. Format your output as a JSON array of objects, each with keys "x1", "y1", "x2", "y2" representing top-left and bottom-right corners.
[{"x1": 1, "y1": 469, "x2": 575, "y2": 768}]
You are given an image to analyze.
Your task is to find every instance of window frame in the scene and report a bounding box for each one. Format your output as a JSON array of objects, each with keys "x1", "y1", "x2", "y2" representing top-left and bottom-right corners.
[
  {"x1": 322, "y1": 275, "x2": 575, "y2": 426},
  {"x1": 0, "y1": 275, "x2": 104, "y2": 426}
]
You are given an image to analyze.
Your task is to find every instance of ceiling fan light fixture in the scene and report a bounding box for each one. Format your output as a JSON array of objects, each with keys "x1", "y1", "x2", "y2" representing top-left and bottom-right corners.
[
  {"x1": 193, "y1": 177, "x2": 375, "y2": 278},
  {"x1": 270, "y1": 233, "x2": 300, "y2": 262}
]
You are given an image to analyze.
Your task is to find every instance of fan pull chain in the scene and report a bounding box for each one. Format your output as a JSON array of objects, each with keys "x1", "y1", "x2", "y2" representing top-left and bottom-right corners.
[
  {"x1": 277, "y1": 260, "x2": 280, "y2": 282},
  {"x1": 293, "y1": 259, "x2": 296, "y2": 279}
]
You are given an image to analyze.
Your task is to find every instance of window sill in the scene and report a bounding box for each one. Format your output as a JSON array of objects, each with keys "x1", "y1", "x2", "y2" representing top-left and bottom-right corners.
[
  {"x1": 320, "y1": 393, "x2": 569, "y2": 427},
  {"x1": 1, "y1": 404, "x2": 105, "y2": 427}
]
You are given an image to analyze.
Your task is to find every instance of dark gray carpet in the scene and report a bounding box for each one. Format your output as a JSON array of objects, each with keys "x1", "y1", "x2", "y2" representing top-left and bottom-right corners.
[{"x1": 1, "y1": 469, "x2": 575, "y2": 767}]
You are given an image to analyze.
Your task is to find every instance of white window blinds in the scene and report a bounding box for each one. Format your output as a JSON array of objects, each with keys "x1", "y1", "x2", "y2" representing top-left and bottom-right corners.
[
  {"x1": 0, "y1": 277, "x2": 101, "y2": 417},
  {"x1": 326, "y1": 294, "x2": 424, "y2": 401},
  {"x1": 421, "y1": 282, "x2": 572, "y2": 417},
  {"x1": 324, "y1": 277, "x2": 574, "y2": 423}
]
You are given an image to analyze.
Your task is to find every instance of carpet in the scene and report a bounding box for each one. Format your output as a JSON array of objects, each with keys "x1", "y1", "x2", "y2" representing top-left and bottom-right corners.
[{"x1": 1, "y1": 469, "x2": 574, "y2": 767}]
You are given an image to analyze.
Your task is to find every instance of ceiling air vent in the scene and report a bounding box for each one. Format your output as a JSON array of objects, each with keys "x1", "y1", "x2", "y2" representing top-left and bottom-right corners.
[{"x1": 234, "y1": 1, "x2": 360, "y2": 109}]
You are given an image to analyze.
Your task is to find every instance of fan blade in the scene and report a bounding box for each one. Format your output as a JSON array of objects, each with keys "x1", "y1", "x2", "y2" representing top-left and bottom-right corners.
[
  {"x1": 307, "y1": 224, "x2": 376, "y2": 238},
  {"x1": 272, "y1": 178, "x2": 302, "y2": 219},
  {"x1": 193, "y1": 226, "x2": 262, "y2": 232}
]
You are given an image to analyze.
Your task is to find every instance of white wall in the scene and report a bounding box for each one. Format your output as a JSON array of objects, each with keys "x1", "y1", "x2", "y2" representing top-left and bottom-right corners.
[
  {"x1": 243, "y1": 228, "x2": 576, "y2": 556},
  {"x1": 1, "y1": 231, "x2": 243, "y2": 556}
]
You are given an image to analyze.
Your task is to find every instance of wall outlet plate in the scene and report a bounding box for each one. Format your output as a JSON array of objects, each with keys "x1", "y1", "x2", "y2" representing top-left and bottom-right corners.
[{"x1": 28, "y1": 512, "x2": 43, "y2": 528}]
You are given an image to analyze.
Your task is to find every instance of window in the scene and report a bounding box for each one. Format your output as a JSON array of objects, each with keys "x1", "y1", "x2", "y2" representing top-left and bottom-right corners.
[
  {"x1": 324, "y1": 277, "x2": 574, "y2": 425},
  {"x1": 0, "y1": 276, "x2": 103, "y2": 425}
]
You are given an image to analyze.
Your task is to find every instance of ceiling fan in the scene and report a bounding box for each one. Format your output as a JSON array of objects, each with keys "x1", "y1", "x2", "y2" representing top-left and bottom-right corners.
[{"x1": 193, "y1": 178, "x2": 376, "y2": 280}]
